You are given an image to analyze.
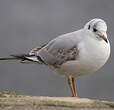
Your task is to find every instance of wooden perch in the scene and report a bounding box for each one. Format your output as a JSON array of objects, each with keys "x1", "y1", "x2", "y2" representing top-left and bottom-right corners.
[{"x1": 0, "y1": 93, "x2": 114, "y2": 110}]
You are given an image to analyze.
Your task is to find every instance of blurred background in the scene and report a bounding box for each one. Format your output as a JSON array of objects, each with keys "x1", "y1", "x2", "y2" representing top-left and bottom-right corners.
[{"x1": 0, "y1": 0, "x2": 113, "y2": 101}]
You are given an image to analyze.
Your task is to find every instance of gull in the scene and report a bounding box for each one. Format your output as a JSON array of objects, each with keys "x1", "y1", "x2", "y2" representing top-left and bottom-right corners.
[{"x1": 0, "y1": 18, "x2": 110, "y2": 97}]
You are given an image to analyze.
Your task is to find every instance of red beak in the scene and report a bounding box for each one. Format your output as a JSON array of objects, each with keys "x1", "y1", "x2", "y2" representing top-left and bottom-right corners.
[{"x1": 100, "y1": 35, "x2": 108, "y2": 43}]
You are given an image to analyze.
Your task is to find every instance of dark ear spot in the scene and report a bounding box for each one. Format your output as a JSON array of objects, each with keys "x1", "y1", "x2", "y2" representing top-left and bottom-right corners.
[
  {"x1": 88, "y1": 25, "x2": 90, "y2": 29},
  {"x1": 93, "y1": 28, "x2": 97, "y2": 32}
]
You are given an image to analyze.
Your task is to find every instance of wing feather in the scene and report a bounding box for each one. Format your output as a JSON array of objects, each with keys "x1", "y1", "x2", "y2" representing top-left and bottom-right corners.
[
  {"x1": 37, "y1": 38, "x2": 79, "y2": 67},
  {"x1": 29, "y1": 32, "x2": 80, "y2": 67},
  {"x1": 29, "y1": 43, "x2": 47, "y2": 55}
]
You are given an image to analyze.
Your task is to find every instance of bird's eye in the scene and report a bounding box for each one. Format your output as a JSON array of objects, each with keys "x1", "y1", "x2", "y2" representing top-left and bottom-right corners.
[{"x1": 93, "y1": 28, "x2": 97, "y2": 32}]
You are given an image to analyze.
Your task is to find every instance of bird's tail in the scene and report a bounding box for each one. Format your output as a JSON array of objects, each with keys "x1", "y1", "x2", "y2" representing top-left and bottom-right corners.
[{"x1": 0, "y1": 54, "x2": 41, "y2": 64}]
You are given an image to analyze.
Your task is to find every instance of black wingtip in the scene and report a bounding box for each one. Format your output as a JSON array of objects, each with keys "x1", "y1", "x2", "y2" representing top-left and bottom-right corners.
[
  {"x1": 0, "y1": 54, "x2": 28, "y2": 61},
  {"x1": 0, "y1": 57, "x2": 17, "y2": 60}
]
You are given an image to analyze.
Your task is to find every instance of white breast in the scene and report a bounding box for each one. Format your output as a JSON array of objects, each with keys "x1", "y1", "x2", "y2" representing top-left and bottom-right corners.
[{"x1": 56, "y1": 37, "x2": 110, "y2": 77}]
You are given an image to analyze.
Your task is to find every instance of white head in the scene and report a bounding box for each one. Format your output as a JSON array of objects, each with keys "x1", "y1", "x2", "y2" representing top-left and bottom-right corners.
[{"x1": 84, "y1": 18, "x2": 108, "y2": 43}]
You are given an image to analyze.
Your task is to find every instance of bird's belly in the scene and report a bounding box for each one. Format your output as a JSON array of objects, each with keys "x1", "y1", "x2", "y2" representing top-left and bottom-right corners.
[{"x1": 56, "y1": 60, "x2": 104, "y2": 77}]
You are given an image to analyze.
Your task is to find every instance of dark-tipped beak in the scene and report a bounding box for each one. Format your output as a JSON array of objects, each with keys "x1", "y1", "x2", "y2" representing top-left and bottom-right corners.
[{"x1": 100, "y1": 35, "x2": 108, "y2": 43}]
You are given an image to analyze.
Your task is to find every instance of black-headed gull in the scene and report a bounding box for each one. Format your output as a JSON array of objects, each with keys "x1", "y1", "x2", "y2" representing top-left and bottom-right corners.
[{"x1": 0, "y1": 18, "x2": 110, "y2": 97}]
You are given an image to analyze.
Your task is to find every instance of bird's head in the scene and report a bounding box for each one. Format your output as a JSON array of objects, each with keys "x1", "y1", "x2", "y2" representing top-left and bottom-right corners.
[{"x1": 84, "y1": 18, "x2": 108, "y2": 43}]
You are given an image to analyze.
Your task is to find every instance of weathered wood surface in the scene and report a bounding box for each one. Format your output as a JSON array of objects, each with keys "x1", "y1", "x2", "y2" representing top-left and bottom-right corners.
[{"x1": 0, "y1": 94, "x2": 114, "y2": 110}]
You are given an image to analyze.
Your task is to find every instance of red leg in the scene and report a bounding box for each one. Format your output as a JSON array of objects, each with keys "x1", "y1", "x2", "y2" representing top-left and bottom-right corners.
[
  {"x1": 72, "y1": 77, "x2": 77, "y2": 97},
  {"x1": 67, "y1": 76, "x2": 75, "y2": 97}
]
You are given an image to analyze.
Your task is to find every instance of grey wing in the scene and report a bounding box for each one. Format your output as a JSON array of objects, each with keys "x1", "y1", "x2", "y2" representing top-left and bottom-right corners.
[{"x1": 37, "y1": 37, "x2": 79, "y2": 67}]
